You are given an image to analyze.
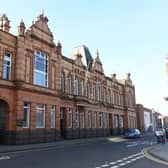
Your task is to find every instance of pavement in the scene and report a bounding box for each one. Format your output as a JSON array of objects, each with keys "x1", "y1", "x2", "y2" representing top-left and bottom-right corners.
[
  {"x1": 0, "y1": 135, "x2": 168, "y2": 166},
  {"x1": 146, "y1": 143, "x2": 168, "y2": 163}
]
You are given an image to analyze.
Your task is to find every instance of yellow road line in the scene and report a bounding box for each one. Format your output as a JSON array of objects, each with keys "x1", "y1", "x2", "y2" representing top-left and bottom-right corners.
[{"x1": 142, "y1": 148, "x2": 168, "y2": 166}]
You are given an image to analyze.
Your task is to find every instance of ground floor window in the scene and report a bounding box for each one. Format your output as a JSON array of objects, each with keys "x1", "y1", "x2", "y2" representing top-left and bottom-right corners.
[
  {"x1": 119, "y1": 116, "x2": 124, "y2": 128},
  {"x1": 23, "y1": 102, "x2": 30, "y2": 128},
  {"x1": 75, "y1": 111, "x2": 79, "y2": 128},
  {"x1": 113, "y1": 114, "x2": 119, "y2": 128},
  {"x1": 94, "y1": 112, "x2": 97, "y2": 128},
  {"x1": 50, "y1": 105, "x2": 56, "y2": 128},
  {"x1": 99, "y1": 112, "x2": 103, "y2": 128},
  {"x1": 129, "y1": 116, "x2": 136, "y2": 129},
  {"x1": 81, "y1": 112, "x2": 85, "y2": 128},
  {"x1": 36, "y1": 104, "x2": 45, "y2": 128},
  {"x1": 68, "y1": 108, "x2": 72, "y2": 128},
  {"x1": 88, "y1": 112, "x2": 91, "y2": 128}
]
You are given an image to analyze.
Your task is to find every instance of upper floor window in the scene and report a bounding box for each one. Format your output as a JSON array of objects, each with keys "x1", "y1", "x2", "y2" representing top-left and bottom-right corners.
[
  {"x1": 74, "y1": 77, "x2": 78, "y2": 95},
  {"x1": 80, "y1": 80, "x2": 84, "y2": 96},
  {"x1": 93, "y1": 84, "x2": 96, "y2": 101},
  {"x1": 97, "y1": 80, "x2": 101, "y2": 101},
  {"x1": 103, "y1": 87, "x2": 106, "y2": 102},
  {"x1": 3, "y1": 51, "x2": 12, "y2": 80},
  {"x1": 67, "y1": 77, "x2": 72, "y2": 95},
  {"x1": 118, "y1": 91, "x2": 121, "y2": 106},
  {"x1": 61, "y1": 72, "x2": 65, "y2": 93},
  {"x1": 87, "y1": 82, "x2": 91, "y2": 99},
  {"x1": 111, "y1": 91, "x2": 115, "y2": 105},
  {"x1": 107, "y1": 88, "x2": 111, "y2": 104},
  {"x1": 34, "y1": 49, "x2": 48, "y2": 87}
]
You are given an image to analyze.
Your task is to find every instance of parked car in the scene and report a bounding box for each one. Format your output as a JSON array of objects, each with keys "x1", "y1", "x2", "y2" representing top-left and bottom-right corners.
[{"x1": 124, "y1": 128, "x2": 141, "y2": 138}]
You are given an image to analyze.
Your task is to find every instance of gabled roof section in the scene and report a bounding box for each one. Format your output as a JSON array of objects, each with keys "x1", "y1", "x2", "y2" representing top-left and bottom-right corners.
[
  {"x1": 33, "y1": 13, "x2": 52, "y2": 35},
  {"x1": 92, "y1": 49, "x2": 104, "y2": 74},
  {"x1": 26, "y1": 13, "x2": 54, "y2": 44}
]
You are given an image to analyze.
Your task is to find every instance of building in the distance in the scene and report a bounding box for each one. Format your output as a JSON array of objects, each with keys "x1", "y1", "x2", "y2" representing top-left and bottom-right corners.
[
  {"x1": 136, "y1": 104, "x2": 165, "y2": 132},
  {"x1": 0, "y1": 13, "x2": 137, "y2": 144},
  {"x1": 136, "y1": 104, "x2": 153, "y2": 132}
]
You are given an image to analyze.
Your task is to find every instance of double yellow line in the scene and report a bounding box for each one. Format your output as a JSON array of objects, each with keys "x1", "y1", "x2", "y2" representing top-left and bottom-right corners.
[{"x1": 142, "y1": 147, "x2": 168, "y2": 166}]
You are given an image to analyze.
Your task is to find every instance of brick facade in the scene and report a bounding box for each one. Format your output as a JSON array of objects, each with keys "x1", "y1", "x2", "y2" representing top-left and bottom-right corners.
[{"x1": 0, "y1": 13, "x2": 137, "y2": 144}]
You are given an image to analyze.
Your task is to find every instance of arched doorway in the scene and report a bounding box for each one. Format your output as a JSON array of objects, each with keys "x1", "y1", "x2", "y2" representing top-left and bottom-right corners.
[{"x1": 0, "y1": 99, "x2": 9, "y2": 144}]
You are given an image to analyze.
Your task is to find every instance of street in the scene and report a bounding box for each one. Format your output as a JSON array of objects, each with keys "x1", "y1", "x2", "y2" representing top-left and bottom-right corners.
[{"x1": 0, "y1": 135, "x2": 167, "y2": 168}]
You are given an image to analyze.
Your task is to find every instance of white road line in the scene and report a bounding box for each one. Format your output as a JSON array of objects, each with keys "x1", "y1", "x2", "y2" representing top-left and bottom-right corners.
[
  {"x1": 122, "y1": 157, "x2": 128, "y2": 161},
  {"x1": 119, "y1": 162, "x2": 126, "y2": 166},
  {"x1": 125, "y1": 160, "x2": 131, "y2": 164},
  {"x1": 110, "y1": 165, "x2": 119, "y2": 168},
  {"x1": 109, "y1": 161, "x2": 117, "y2": 165},
  {"x1": 0, "y1": 156, "x2": 11, "y2": 160},
  {"x1": 101, "y1": 164, "x2": 109, "y2": 167},
  {"x1": 96, "y1": 152, "x2": 144, "y2": 168},
  {"x1": 127, "y1": 152, "x2": 142, "y2": 159},
  {"x1": 116, "y1": 159, "x2": 123, "y2": 163},
  {"x1": 130, "y1": 158, "x2": 137, "y2": 162}
]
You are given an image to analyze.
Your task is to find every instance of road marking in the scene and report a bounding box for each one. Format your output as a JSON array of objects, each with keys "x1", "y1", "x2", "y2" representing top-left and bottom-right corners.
[
  {"x1": 101, "y1": 164, "x2": 109, "y2": 167},
  {"x1": 116, "y1": 159, "x2": 123, "y2": 163},
  {"x1": 0, "y1": 156, "x2": 11, "y2": 160},
  {"x1": 126, "y1": 140, "x2": 156, "y2": 148},
  {"x1": 119, "y1": 162, "x2": 126, "y2": 166},
  {"x1": 110, "y1": 165, "x2": 119, "y2": 168},
  {"x1": 109, "y1": 161, "x2": 116, "y2": 165},
  {"x1": 95, "y1": 152, "x2": 144, "y2": 168},
  {"x1": 142, "y1": 148, "x2": 168, "y2": 166}
]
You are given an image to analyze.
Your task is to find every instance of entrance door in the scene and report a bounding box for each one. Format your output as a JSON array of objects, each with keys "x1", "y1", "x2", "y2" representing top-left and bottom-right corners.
[
  {"x1": 0, "y1": 99, "x2": 9, "y2": 144},
  {"x1": 60, "y1": 107, "x2": 66, "y2": 138}
]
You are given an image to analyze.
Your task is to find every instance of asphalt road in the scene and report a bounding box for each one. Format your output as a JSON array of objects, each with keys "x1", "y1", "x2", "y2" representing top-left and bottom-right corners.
[{"x1": 0, "y1": 135, "x2": 167, "y2": 168}]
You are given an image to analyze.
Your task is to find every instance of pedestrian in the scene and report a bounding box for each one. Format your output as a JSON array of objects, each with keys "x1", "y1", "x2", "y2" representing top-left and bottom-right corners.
[
  {"x1": 155, "y1": 129, "x2": 161, "y2": 144},
  {"x1": 160, "y1": 128, "x2": 166, "y2": 144}
]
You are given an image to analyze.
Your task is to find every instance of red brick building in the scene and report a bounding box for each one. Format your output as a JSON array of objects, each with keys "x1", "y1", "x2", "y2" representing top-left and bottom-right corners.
[
  {"x1": 0, "y1": 13, "x2": 137, "y2": 144},
  {"x1": 136, "y1": 104, "x2": 153, "y2": 132}
]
